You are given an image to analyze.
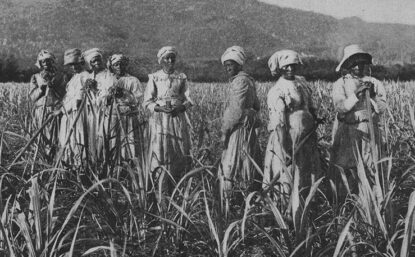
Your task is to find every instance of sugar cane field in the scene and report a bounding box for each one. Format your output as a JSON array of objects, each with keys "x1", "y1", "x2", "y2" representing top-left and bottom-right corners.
[{"x1": 0, "y1": 80, "x2": 415, "y2": 257}]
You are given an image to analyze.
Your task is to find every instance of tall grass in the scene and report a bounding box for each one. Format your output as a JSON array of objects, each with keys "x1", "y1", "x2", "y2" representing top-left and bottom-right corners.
[{"x1": 0, "y1": 80, "x2": 414, "y2": 256}]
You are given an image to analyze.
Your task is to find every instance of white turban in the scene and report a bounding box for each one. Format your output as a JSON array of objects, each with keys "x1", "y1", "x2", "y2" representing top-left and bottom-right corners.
[
  {"x1": 157, "y1": 46, "x2": 177, "y2": 64},
  {"x1": 82, "y1": 48, "x2": 103, "y2": 70},
  {"x1": 35, "y1": 49, "x2": 56, "y2": 68},
  {"x1": 221, "y1": 46, "x2": 246, "y2": 66},
  {"x1": 268, "y1": 50, "x2": 302, "y2": 75},
  {"x1": 109, "y1": 54, "x2": 129, "y2": 65}
]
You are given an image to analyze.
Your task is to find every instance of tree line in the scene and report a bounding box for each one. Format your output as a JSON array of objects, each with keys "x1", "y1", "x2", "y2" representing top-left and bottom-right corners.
[{"x1": 1, "y1": 54, "x2": 415, "y2": 83}]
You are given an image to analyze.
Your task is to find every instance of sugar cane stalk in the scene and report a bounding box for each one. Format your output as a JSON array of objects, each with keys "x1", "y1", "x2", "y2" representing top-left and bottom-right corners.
[
  {"x1": 8, "y1": 115, "x2": 53, "y2": 169},
  {"x1": 365, "y1": 87, "x2": 383, "y2": 201},
  {"x1": 53, "y1": 87, "x2": 89, "y2": 168}
]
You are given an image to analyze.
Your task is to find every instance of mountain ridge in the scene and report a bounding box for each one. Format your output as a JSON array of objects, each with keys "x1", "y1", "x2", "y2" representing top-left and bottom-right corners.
[{"x1": 1, "y1": 0, "x2": 415, "y2": 70}]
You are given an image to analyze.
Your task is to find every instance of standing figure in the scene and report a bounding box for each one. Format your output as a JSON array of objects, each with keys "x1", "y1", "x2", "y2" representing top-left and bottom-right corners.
[
  {"x1": 29, "y1": 50, "x2": 66, "y2": 159},
  {"x1": 143, "y1": 46, "x2": 192, "y2": 195},
  {"x1": 107, "y1": 54, "x2": 145, "y2": 163},
  {"x1": 58, "y1": 48, "x2": 89, "y2": 165},
  {"x1": 331, "y1": 45, "x2": 386, "y2": 194},
  {"x1": 82, "y1": 48, "x2": 117, "y2": 162},
  {"x1": 219, "y1": 46, "x2": 261, "y2": 208},
  {"x1": 263, "y1": 50, "x2": 321, "y2": 206}
]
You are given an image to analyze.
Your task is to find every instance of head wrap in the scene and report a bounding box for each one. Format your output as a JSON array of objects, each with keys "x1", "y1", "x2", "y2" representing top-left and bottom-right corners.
[
  {"x1": 221, "y1": 46, "x2": 246, "y2": 66},
  {"x1": 35, "y1": 49, "x2": 56, "y2": 68},
  {"x1": 63, "y1": 48, "x2": 83, "y2": 65},
  {"x1": 336, "y1": 44, "x2": 372, "y2": 72},
  {"x1": 82, "y1": 48, "x2": 103, "y2": 70},
  {"x1": 109, "y1": 54, "x2": 129, "y2": 66},
  {"x1": 268, "y1": 50, "x2": 302, "y2": 76},
  {"x1": 157, "y1": 46, "x2": 177, "y2": 64}
]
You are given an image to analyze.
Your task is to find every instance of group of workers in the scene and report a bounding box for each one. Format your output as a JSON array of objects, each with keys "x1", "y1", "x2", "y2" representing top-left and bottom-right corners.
[{"x1": 28, "y1": 44, "x2": 386, "y2": 206}]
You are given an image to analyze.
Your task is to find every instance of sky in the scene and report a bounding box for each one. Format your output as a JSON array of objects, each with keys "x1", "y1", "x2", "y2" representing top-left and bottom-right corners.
[{"x1": 260, "y1": 0, "x2": 415, "y2": 25}]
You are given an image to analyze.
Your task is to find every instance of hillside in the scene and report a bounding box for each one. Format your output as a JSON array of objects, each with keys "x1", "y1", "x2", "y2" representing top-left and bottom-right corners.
[{"x1": 1, "y1": 0, "x2": 415, "y2": 71}]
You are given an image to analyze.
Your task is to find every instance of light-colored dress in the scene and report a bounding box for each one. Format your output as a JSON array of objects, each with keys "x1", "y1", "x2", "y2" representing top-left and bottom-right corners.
[
  {"x1": 331, "y1": 74, "x2": 386, "y2": 170},
  {"x1": 263, "y1": 76, "x2": 321, "y2": 196},
  {"x1": 84, "y1": 70, "x2": 118, "y2": 161},
  {"x1": 58, "y1": 71, "x2": 89, "y2": 165},
  {"x1": 219, "y1": 71, "x2": 261, "y2": 194},
  {"x1": 29, "y1": 71, "x2": 66, "y2": 157},
  {"x1": 143, "y1": 69, "x2": 193, "y2": 183},
  {"x1": 104, "y1": 74, "x2": 145, "y2": 162}
]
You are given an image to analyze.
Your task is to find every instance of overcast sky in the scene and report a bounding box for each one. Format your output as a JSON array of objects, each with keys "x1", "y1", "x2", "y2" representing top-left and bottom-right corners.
[{"x1": 260, "y1": 0, "x2": 415, "y2": 25}]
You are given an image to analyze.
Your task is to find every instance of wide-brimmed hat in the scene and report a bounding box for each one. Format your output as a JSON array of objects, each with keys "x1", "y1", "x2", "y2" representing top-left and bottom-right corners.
[{"x1": 336, "y1": 44, "x2": 372, "y2": 72}]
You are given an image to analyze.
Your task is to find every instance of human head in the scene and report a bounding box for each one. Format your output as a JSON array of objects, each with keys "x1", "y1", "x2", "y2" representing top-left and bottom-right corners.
[
  {"x1": 221, "y1": 46, "x2": 246, "y2": 77},
  {"x1": 82, "y1": 48, "x2": 105, "y2": 73},
  {"x1": 36, "y1": 49, "x2": 56, "y2": 72},
  {"x1": 108, "y1": 54, "x2": 129, "y2": 77},
  {"x1": 268, "y1": 49, "x2": 302, "y2": 78},
  {"x1": 157, "y1": 46, "x2": 177, "y2": 74},
  {"x1": 64, "y1": 48, "x2": 84, "y2": 74},
  {"x1": 336, "y1": 44, "x2": 372, "y2": 77}
]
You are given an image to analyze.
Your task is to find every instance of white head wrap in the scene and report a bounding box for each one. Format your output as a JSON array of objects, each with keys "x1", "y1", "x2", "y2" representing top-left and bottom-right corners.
[
  {"x1": 268, "y1": 50, "x2": 302, "y2": 76},
  {"x1": 157, "y1": 46, "x2": 177, "y2": 64},
  {"x1": 221, "y1": 46, "x2": 246, "y2": 66},
  {"x1": 35, "y1": 49, "x2": 56, "y2": 68},
  {"x1": 64, "y1": 48, "x2": 83, "y2": 65},
  {"x1": 109, "y1": 54, "x2": 129, "y2": 66},
  {"x1": 82, "y1": 48, "x2": 103, "y2": 70}
]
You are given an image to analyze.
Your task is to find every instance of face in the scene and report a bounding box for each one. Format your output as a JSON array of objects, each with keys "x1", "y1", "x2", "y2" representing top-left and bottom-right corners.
[
  {"x1": 112, "y1": 61, "x2": 127, "y2": 77},
  {"x1": 40, "y1": 58, "x2": 54, "y2": 71},
  {"x1": 281, "y1": 64, "x2": 297, "y2": 80},
  {"x1": 350, "y1": 62, "x2": 366, "y2": 78},
  {"x1": 224, "y1": 60, "x2": 242, "y2": 77},
  {"x1": 90, "y1": 56, "x2": 104, "y2": 72},
  {"x1": 68, "y1": 62, "x2": 83, "y2": 74},
  {"x1": 161, "y1": 53, "x2": 176, "y2": 73}
]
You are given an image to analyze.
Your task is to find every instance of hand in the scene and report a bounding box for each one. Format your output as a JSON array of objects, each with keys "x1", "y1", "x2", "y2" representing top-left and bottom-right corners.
[
  {"x1": 40, "y1": 83, "x2": 47, "y2": 92},
  {"x1": 115, "y1": 87, "x2": 124, "y2": 98},
  {"x1": 170, "y1": 104, "x2": 186, "y2": 117},
  {"x1": 108, "y1": 86, "x2": 124, "y2": 98},
  {"x1": 154, "y1": 105, "x2": 173, "y2": 113},
  {"x1": 364, "y1": 81, "x2": 376, "y2": 98},
  {"x1": 85, "y1": 79, "x2": 98, "y2": 92},
  {"x1": 41, "y1": 70, "x2": 53, "y2": 81},
  {"x1": 355, "y1": 84, "x2": 370, "y2": 97}
]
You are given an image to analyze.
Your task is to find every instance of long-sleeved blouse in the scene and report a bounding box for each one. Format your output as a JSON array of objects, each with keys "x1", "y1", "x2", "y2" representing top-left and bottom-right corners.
[
  {"x1": 143, "y1": 70, "x2": 193, "y2": 112},
  {"x1": 221, "y1": 71, "x2": 260, "y2": 135}
]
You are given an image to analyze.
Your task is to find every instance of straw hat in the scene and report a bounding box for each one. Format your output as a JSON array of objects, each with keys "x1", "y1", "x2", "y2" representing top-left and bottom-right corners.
[{"x1": 335, "y1": 44, "x2": 372, "y2": 72}]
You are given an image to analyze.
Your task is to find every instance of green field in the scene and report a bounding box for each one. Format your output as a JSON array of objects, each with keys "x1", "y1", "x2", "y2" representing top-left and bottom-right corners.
[{"x1": 0, "y1": 81, "x2": 415, "y2": 256}]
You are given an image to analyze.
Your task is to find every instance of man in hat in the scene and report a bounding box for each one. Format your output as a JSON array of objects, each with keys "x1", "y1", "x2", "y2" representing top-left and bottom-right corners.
[
  {"x1": 29, "y1": 49, "x2": 66, "y2": 160},
  {"x1": 330, "y1": 44, "x2": 387, "y2": 196}
]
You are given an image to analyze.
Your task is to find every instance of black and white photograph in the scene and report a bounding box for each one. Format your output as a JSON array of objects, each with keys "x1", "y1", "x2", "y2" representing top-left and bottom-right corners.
[{"x1": 1, "y1": 0, "x2": 415, "y2": 256}]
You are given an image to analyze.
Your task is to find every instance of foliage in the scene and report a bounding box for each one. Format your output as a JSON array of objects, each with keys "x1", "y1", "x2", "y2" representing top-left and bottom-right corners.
[{"x1": 0, "y1": 80, "x2": 415, "y2": 256}]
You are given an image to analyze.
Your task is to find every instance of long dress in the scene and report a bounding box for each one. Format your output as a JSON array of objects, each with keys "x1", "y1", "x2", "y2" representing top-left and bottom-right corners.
[
  {"x1": 263, "y1": 76, "x2": 321, "y2": 202},
  {"x1": 219, "y1": 71, "x2": 261, "y2": 197},
  {"x1": 143, "y1": 69, "x2": 192, "y2": 189},
  {"x1": 59, "y1": 71, "x2": 89, "y2": 165},
  {"x1": 330, "y1": 74, "x2": 386, "y2": 188},
  {"x1": 29, "y1": 71, "x2": 66, "y2": 158},
  {"x1": 84, "y1": 70, "x2": 118, "y2": 162},
  {"x1": 103, "y1": 74, "x2": 145, "y2": 163}
]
